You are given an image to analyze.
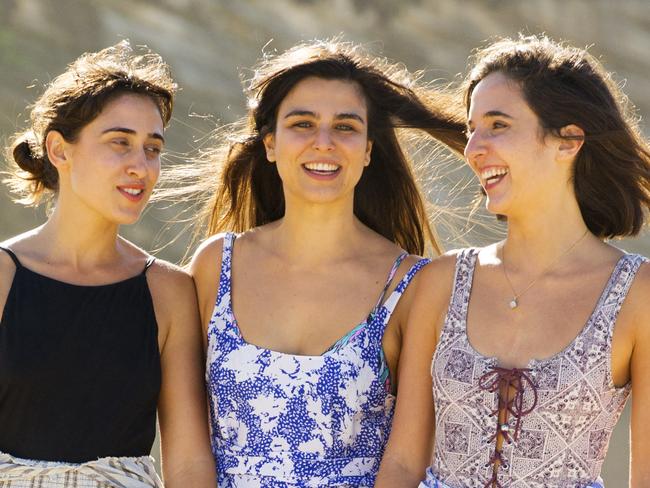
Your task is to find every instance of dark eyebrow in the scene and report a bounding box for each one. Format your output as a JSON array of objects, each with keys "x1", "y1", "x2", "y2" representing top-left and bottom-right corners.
[
  {"x1": 102, "y1": 127, "x2": 165, "y2": 144},
  {"x1": 284, "y1": 110, "x2": 315, "y2": 119},
  {"x1": 335, "y1": 112, "x2": 365, "y2": 124},
  {"x1": 484, "y1": 110, "x2": 514, "y2": 119},
  {"x1": 284, "y1": 110, "x2": 365, "y2": 124}
]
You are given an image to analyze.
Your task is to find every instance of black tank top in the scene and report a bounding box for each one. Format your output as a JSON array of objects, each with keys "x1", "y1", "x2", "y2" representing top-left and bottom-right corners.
[{"x1": 0, "y1": 247, "x2": 161, "y2": 463}]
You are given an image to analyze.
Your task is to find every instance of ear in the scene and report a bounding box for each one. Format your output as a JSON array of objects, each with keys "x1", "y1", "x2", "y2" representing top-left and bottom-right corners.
[
  {"x1": 263, "y1": 132, "x2": 276, "y2": 163},
  {"x1": 364, "y1": 140, "x2": 373, "y2": 167},
  {"x1": 556, "y1": 124, "x2": 585, "y2": 162},
  {"x1": 45, "y1": 131, "x2": 70, "y2": 170}
]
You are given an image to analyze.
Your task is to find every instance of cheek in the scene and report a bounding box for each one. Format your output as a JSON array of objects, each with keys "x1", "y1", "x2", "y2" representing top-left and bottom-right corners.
[
  {"x1": 149, "y1": 160, "x2": 162, "y2": 184},
  {"x1": 274, "y1": 130, "x2": 307, "y2": 154}
]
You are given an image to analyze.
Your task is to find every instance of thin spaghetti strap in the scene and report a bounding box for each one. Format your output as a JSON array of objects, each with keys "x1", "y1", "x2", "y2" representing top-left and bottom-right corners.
[
  {"x1": 374, "y1": 252, "x2": 409, "y2": 309},
  {"x1": 0, "y1": 246, "x2": 22, "y2": 268},
  {"x1": 216, "y1": 232, "x2": 236, "y2": 305},
  {"x1": 142, "y1": 256, "x2": 156, "y2": 274}
]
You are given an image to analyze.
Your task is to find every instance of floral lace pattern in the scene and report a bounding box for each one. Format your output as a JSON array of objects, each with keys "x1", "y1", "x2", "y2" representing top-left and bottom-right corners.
[
  {"x1": 423, "y1": 248, "x2": 646, "y2": 488},
  {"x1": 206, "y1": 233, "x2": 429, "y2": 487}
]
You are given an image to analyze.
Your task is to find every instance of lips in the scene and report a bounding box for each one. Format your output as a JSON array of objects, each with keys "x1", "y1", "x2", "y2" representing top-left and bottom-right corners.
[
  {"x1": 117, "y1": 185, "x2": 145, "y2": 202},
  {"x1": 479, "y1": 166, "x2": 509, "y2": 190},
  {"x1": 302, "y1": 161, "x2": 341, "y2": 179}
]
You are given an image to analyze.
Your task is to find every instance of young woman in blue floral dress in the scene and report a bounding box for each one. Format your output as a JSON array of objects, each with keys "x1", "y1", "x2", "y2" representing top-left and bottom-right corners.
[{"x1": 189, "y1": 40, "x2": 467, "y2": 487}]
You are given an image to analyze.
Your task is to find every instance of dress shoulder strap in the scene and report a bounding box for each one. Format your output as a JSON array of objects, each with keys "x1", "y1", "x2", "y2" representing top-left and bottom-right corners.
[
  {"x1": 0, "y1": 246, "x2": 22, "y2": 268},
  {"x1": 373, "y1": 252, "x2": 408, "y2": 309},
  {"x1": 446, "y1": 248, "x2": 479, "y2": 323},
  {"x1": 142, "y1": 256, "x2": 156, "y2": 273},
  {"x1": 374, "y1": 256, "x2": 431, "y2": 333},
  {"x1": 597, "y1": 253, "x2": 648, "y2": 330},
  {"x1": 215, "y1": 232, "x2": 237, "y2": 306}
]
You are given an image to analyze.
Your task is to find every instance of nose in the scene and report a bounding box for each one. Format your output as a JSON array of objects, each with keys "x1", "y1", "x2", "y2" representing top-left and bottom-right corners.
[
  {"x1": 464, "y1": 129, "x2": 487, "y2": 167},
  {"x1": 313, "y1": 127, "x2": 335, "y2": 151},
  {"x1": 127, "y1": 148, "x2": 149, "y2": 178}
]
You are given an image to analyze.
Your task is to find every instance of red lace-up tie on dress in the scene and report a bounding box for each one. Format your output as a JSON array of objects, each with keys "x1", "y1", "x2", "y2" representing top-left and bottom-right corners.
[{"x1": 478, "y1": 367, "x2": 539, "y2": 488}]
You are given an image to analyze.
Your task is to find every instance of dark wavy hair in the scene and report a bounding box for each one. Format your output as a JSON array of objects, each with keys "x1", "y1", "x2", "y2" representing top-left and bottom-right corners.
[
  {"x1": 464, "y1": 34, "x2": 650, "y2": 238},
  {"x1": 4, "y1": 40, "x2": 176, "y2": 205},
  {"x1": 200, "y1": 39, "x2": 467, "y2": 255}
]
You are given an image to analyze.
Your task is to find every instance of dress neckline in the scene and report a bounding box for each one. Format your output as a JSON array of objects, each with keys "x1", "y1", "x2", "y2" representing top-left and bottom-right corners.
[{"x1": 456, "y1": 249, "x2": 629, "y2": 370}]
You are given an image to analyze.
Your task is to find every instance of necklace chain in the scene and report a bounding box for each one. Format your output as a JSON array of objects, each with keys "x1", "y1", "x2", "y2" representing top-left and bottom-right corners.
[{"x1": 501, "y1": 229, "x2": 589, "y2": 310}]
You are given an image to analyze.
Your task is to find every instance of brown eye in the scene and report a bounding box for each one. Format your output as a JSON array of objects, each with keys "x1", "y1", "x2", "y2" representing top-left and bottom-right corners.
[
  {"x1": 335, "y1": 123, "x2": 355, "y2": 132},
  {"x1": 292, "y1": 121, "x2": 313, "y2": 129}
]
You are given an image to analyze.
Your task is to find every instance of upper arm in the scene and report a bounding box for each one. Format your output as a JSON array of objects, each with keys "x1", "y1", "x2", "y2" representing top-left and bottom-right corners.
[
  {"x1": 147, "y1": 264, "x2": 215, "y2": 485},
  {"x1": 0, "y1": 250, "x2": 17, "y2": 321},
  {"x1": 376, "y1": 255, "x2": 456, "y2": 486},
  {"x1": 189, "y1": 235, "x2": 225, "y2": 344},
  {"x1": 629, "y1": 262, "x2": 650, "y2": 487}
]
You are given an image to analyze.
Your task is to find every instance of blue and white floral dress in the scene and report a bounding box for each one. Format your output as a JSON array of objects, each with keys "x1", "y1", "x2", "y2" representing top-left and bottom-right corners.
[{"x1": 206, "y1": 233, "x2": 429, "y2": 487}]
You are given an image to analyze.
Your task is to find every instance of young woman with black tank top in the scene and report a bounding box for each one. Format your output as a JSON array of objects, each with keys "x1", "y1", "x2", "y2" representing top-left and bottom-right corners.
[
  {"x1": 376, "y1": 35, "x2": 650, "y2": 488},
  {"x1": 0, "y1": 42, "x2": 215, "y2": 487}
]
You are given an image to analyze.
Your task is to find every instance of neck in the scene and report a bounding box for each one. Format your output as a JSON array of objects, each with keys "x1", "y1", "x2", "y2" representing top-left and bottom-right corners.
[
  {"x1": 266, "y1": 197, "x2": 369, "y2": 266},
  {"x1": 502, "y1": 193, "x2": 594, "y2": 273},
  {"x1": 37, "y1": 197, "x2": 122, "y2": 269}
]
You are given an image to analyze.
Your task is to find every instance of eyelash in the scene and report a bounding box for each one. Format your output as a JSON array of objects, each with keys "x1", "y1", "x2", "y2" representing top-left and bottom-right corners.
[
  {"x1": 291, "y1": 121, "x2": 357, "y2": 132},
  {"x1": 465, "y1": 121, "x2": 508, "y2": 136},
  {"x1": 111, "y1": 140, "x2": 161, "y2": 155}
]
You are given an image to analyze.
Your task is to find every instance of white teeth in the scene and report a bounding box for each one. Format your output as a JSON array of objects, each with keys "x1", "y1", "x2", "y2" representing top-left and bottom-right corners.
[
  {"x1": 480, "y1": 167, "x2": 509, "y2": 182},
  {"x1": 122, "y1": 188, "x2": 143, "y2": 195},
  {"x1": 304, "y1": 162, "x2": 339, "y2": 172}
]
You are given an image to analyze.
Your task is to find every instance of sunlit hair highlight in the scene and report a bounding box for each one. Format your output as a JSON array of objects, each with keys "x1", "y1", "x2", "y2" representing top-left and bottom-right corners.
[
  {"x1": 4, "y1": 40, "x2": 176, "y2": 206},
  {"x1": 171, "y1": 39, "x2": 466, "y2": 256},
  {"x1": 464, "y1": 34, "x2": 650, "y2": 238}
]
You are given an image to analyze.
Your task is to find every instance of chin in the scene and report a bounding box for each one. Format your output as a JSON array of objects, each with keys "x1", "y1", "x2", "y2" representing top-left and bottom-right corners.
[
  {"x1": 485, "y1": 189, "x2": 513, "y2": 212},
  {"x1": 111, "y1": 210, "x2": 146, "y2": 226}
]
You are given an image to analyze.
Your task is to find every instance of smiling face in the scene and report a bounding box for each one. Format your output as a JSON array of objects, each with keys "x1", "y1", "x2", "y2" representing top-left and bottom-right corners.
[
  {"x1": 465, "y1": 71, "x2": 569, "y2": 218},
  {"x1": 263, "y1": 76, "x2": 372, "y2": 208},
  {"x1": 52, "y1": 93, "x2": 165, "y2": 225}
]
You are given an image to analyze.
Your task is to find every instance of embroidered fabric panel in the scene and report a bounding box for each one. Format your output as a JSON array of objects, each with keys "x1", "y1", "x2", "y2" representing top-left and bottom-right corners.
[
  {"x1": 427, "y1": 248, "x2": 645, "y2": 488},
  {"x1": 206, "y1": 233, "x2": 430, "y2": 487}
]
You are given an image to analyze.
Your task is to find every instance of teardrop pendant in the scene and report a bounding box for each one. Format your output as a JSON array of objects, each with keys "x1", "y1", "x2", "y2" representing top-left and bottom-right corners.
[{"x1": 509, "y1": 298, "x2": 518, "y2": 309}]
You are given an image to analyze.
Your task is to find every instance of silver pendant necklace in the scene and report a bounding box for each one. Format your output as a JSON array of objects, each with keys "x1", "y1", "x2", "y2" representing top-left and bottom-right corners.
[{"x1": 501, "y1": 229, "x2": 589, "y2": 310}]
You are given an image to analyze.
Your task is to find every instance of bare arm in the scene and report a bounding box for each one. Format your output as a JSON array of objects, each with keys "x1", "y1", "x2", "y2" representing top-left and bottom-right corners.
[
  {"x1": 375, "y1": 256, "x2": 456, "y2": 487},
  {"x1": 629, "y1": 263, "x2": 650, "y2": 487},
  {"x1": 148, "y1": 262, "x2": 216, "y2": 487},
  {"x1": 0, "y1": 250, "x2": 16, "y2": 320},
  {"x1": 189, "y1": 235, "x2": 225, "y2": 347}
]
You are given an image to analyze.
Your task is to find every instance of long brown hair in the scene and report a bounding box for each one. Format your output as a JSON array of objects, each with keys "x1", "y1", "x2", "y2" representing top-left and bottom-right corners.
[
  {"x1": 464, "y1": 34, "x2": 650, "y2": 238},
  {"x1": 199, "y1": 39, "x2": 466, "y2": 255},
  {"x1": 4, "y1": 40, "x2": 176, "y2": 205}
]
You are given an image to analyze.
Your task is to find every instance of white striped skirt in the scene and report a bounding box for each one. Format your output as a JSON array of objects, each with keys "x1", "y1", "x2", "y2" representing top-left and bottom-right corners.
[{"x1": 0, "y1": 451, "x2": 163, "y2": 488}]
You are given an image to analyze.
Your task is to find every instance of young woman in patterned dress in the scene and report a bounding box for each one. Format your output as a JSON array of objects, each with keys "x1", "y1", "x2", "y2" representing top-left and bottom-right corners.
[
  {"x1": 189, "y1": 40, "x2": 467, "y2": 486},
  {"x1": 0, "y1": 42, "x2": 215, "y2": 487},
  {"x1": 376, "y1": 35, "x2": 650, "y2": 488}
]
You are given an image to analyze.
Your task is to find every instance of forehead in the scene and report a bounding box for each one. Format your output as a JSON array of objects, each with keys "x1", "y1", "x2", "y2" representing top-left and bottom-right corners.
[
  {"x1": 87, "y1": 94, "x2": 164, "y2": 132},
  {"x1": 468, "y1": 71, "x2": 529, "y2": 118},
  {"x1": 278, "y1": 76, "x2": 367, "y2": 115}
]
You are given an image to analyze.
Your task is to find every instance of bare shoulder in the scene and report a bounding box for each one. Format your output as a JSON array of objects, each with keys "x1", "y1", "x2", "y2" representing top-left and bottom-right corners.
[
  {"x1": 0, "y1": 247, "x2": 17, "y2": 292},
  {"x1": 626, "y1": 259, "x2": 650, "y2": 323},
  {"x1": 0, "y1": 232, "x2": 39, "y2": 287},
  {"x1": 0, "y1": 247, "x2": 16, "y2": 272},
  {"x1": 146, "y1": 259, "x2": 198, "y2": 325},
  {"x1": 415, "y1": 251, "x2": 458, "y2": 294},
  {"x1": 147, "y1": 259, "x2": 195, "y2": 296},
  {"x1": 189, "y1": 232, "x2": 228, "y2": 279}
]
